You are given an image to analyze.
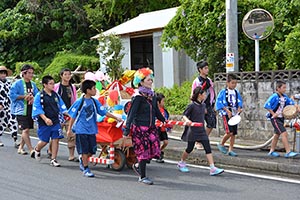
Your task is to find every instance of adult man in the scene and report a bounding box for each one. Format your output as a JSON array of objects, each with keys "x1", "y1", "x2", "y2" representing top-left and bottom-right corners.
[
  {"x1": 10, "y1": 64, "x2": 39, "y2": 156},
  {"x1": 191, "y1": 61, "x2": 216, "y2": 138}
]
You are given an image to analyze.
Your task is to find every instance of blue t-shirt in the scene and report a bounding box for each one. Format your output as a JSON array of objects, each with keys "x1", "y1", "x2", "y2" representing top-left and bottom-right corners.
[{"x1": 68, "y1": 97, "x2": 107, "y2": 134}]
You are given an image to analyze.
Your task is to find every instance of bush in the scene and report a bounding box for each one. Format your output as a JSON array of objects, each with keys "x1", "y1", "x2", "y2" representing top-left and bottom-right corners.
[
  {"x1": 155, "y1": 81, "x2": 192, "y2": 115},
  {"x1": 44, "y1": 52, "x2": 99, "y2": 81}
]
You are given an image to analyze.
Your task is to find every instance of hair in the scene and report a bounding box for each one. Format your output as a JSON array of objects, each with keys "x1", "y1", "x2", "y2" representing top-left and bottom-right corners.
[
  {"x1": 191, "y1": 86, "x2": 205, "y2": 101},
  {"x1": 42, "y1": 75, "x2": 54, "y2": 85},
  {"x1": 196, "y1": 60, "x2": 208, "y2": 71},
  {"x1": 156, "y1": 93, "x2": 165, "y2": 103},
  {"x1": 276, "y1": 80, "x2": 286, "y2": 90},
  {"x1": 21, "y1": 64, "x2": 34, "y2": 74},
  {"x1": 81, "y1": 80, "x2": 96, "y2": 94},
  {"x1": 59, "y1": 68, "x2": 71, "y2": 77},
  {"x1": 227, "y1": 73, "x2": 238, "y2": 82},
  {"x1": 0, "y1": 70, "x2": 7, "y2": 75}
]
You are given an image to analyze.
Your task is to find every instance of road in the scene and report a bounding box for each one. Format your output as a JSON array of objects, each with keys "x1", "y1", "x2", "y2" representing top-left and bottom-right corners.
[{"x1": 0, "y1": 133, "x2": 299, "y2": 200}]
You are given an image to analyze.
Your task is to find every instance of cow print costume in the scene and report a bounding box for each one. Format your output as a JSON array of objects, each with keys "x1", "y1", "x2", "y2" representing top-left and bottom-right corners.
[{"x1": 0, "y1": 78, "x2": 18, "y2": 142}]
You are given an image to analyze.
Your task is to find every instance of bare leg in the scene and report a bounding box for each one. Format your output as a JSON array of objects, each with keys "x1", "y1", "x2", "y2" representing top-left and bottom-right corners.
[
  {"x1": 22, "y1": 129, "x2": 34, "y2": 152},
  {"x1": 51, "y1": 139, "x2": 59, "y2": 159},
  {"x1": 269, "y1": 134, "x2": 279, "y2": 152},
  {"x1": 35, "y1": 141, "x2": 48, "y2": 152},
  {"x1": 228, "y1": 135, "x2": 235, "y2": 152},
  {"x1": 221, "y1": 133, "x2": 231, "y2": 146},
  {"x1": 206, "y1": 153, "x2": 214, "y2": 165},
  {"x1": 180, "y1": 150, "x2": 189, "y2": 162},
  {"x1": 82, "y1": 153, "x2": 92, "y2": 167},
  {"x1": 206, "y1": 127, "x2": 213, "y2": 136},
  {"x1": 68, "y1": 146, "x2": 75, "y2": 160},
  {"x1": 281, "y1": 132, "x2": 291, "y2": 153},
  {"x1": 160, "y1": 140, "x2": 168, "y2": 151}
]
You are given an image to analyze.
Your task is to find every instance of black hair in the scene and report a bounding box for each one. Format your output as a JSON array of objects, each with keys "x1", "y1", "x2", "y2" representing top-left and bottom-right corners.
[
  {"x1": 59, "y1": 68, "x2": 71, "y2": 77},
  {"x1": 191, "y1": 86, "x2": 205, "y2": 102},
  {"x1": 227, "y1": 73, "x2": 237, "y2": 82},
  {"x1": 156, "y1": 93, "x2": 165, "y2": 103},
  {"x1": 276, "y1": 80, "x2": 286, "y2": 90},
  {"x1": 196, "y1": 60, "x2": 208, "y2": 72},
  {"x1": 21, "y1": 64, "x2": 34, "y2": 73},
  {"x1": 42, "y1": 75, "x2": 54, "y2": 85},
  {"x1": 81, "y1": 80, "x2": 96, "y2": 94}
]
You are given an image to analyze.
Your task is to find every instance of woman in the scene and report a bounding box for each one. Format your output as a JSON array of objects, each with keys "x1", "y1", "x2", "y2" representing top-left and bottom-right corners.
[{"x1": 124, "y1": 68, "x2": 166, "y2": 185}]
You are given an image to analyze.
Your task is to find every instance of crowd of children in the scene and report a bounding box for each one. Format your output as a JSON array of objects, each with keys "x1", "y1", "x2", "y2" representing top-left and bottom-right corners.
[{"x1": 0, "y1": 63, "x2": 299, "y2": 185}]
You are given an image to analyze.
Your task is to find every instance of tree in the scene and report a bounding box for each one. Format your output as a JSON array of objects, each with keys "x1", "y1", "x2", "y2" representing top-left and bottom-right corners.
[{"x1": 162, "y1": 0, "x2": 300, "y2": 73}]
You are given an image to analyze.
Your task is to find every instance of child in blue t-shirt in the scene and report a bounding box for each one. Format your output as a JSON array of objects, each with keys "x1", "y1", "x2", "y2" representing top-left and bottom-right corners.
[
  {"x1": 67, "y1": 80, "x2": 122, "y2": 178},
  {"x1": 32, "y1": 75, "x2": 68, "y2": 167}
]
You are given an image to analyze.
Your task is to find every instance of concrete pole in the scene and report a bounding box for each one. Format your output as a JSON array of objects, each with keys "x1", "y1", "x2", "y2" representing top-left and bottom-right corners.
[{"x1": 226, "y1": 0, "x2": 239, "y2": 72}]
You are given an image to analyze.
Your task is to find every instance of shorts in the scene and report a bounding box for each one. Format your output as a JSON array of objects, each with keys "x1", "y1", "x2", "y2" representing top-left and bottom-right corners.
[
  {"x1": 205, "y1": 105, "x2": 216, "y2": 128},
  {"x1": 271, "y1": 117, "x2": 286, "y2": 134},
  {"x1": 158, "y1": 129, "x2": 168, "y2": 141},
  {"x1": 37, "y1": 123, "x2": 64, "y2": 143},
  {"x1": 76, "y1": 134, "x2": 97, "y2": 155},
  {"x1": 17, "y1": 115, "x2": 34, "y2": 130},
  {"x1": 222, "y1": 115, "x2": 238, "y2": 135}
]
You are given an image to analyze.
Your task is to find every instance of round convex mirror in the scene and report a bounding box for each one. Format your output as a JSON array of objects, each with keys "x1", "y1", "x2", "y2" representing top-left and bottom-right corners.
[{"x1": 242, "y1": 9, "x2": 274, "y2": 40}]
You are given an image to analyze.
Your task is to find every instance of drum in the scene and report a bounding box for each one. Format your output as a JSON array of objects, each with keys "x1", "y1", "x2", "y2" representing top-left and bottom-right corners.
[
  {"x1": 228, "y1": 114, "x2": 241, "y2": 126},
  {"x1": 283, "y1": 105, "x2": 298, "y2": 119}
]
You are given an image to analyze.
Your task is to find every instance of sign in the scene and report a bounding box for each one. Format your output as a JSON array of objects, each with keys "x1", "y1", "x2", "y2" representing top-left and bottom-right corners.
[{"x1": 226, "y1": 53, "x2": 234, "y2": 72}]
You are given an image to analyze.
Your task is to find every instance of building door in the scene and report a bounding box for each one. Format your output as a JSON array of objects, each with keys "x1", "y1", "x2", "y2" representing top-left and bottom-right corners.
[{"x1": 130, "y1": 36, "x2": 153, "y2": 71}]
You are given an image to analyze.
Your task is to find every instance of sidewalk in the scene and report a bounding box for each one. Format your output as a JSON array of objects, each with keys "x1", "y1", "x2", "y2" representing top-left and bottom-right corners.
[{"x1": 164, "y1": 130, "x2": 300, "y2": 179}]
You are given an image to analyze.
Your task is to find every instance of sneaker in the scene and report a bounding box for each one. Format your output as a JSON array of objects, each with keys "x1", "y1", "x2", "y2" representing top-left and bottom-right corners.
[
  {"x1": 17, "y1": 149, "x2": 28, "y2": 155},
  {"x1": 132, "y1": 163, "x2": 141, "y2": 176},
  {"x1": 34, "y1": 149, "x2": 41, "y2": 161},
  {"x1": 0, "y1": 140, "x2": 4, "y2": 147},
  {"x1": 268, "y1": 151, "x2": 280, "y2": 157},
  {"x1": 83, "y1": 168, "x2": 94, "y2": 177},
  {"x1": 138, "y1": 177, "x2": 153, "y2": 185},
  {"x1": 156, "y1": 157, "x2": 164, "y2": 163},
  {"x1": 50, "y1": 159, "x2": 61, "y2": 167},
  {"x1": 217, "y1": 143, "x2": 228, "y2": 154},
  {"x1": 210, "y1": 167, "x2": 224, "y2": 176},
  {"x1": 79, "y1": 155, "x2": 84, "y2": 171},
  {"x1": 284, "y1": 151, "x2": 298, "y2": 158},
  {"x1": 177, "y1": 161, "x2": 189, "y2": 173},
  {"x1": 228, "y1": 151, "x2": 237, "y2": 157},
  {"x1": 14, "y1": 141, "x2": 20, "y2": 149},
  {"x1": 30, "y1": 150, "x2": 35, "y2": 158}
]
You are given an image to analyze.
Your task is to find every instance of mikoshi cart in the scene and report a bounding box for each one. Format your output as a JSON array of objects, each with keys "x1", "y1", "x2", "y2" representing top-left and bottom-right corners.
[{"x1": 88, "y1": 121, "x2": 136, "y2": 171}]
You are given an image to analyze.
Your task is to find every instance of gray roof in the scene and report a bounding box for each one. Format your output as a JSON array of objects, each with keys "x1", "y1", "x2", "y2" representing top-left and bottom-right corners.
[{"x1": 91, "y1": 7, "x2": 178, "y2": 39}]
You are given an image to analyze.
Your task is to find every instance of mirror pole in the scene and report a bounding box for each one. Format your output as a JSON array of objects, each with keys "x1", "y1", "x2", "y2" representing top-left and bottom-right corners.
[{"x1": 255, "y1": 39, "x2": 260, "y2": 72}]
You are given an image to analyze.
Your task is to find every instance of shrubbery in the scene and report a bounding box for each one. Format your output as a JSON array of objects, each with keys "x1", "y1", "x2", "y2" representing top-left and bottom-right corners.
[{"x1": 155, "y1": 81, "x2": 192, "y2": 115}]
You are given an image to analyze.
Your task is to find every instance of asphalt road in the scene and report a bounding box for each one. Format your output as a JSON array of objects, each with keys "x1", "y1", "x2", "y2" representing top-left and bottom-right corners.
[{"x1": 0, "y1": 133, "x2": 299, "y2": 200}]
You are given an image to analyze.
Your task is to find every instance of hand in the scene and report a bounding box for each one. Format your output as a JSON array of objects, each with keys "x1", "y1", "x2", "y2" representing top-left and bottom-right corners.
[
  {"x1": 271, "y1": 113, "x2": 278, "y2": 119},
  {"x1": 44, "y1": 118, "x2": 53, "y2": 126},
  {"x1": 237, "y1": 108, "x2": 243, "y2": 114},
  {"x1": 0, "y1": 105, "x2": 3, "y2": 110}
]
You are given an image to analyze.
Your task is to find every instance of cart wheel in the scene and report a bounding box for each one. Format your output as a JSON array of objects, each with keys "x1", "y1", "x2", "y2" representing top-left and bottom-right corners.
[
  {"x1": 125, "y1": 147, "x2": 137, "y2": 169},
  {"x1": 110, "y1": 149, "x2": 126, "y2": 171}
]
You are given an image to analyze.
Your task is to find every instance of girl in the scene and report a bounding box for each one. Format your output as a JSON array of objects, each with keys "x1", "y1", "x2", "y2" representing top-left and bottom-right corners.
[{"x1": 178, "y1": 86, "x2": 224, "y2": 176}]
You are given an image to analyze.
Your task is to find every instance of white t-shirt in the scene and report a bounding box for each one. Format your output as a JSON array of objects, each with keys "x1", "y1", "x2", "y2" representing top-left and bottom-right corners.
[{"x1": 227, "y1": 89, "x2": 237, "y2": 115}]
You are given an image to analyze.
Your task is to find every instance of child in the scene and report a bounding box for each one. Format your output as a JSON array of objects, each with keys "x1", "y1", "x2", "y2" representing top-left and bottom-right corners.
[
  {"x1": 156, "y1": 93, "x2": 170, "y2": 163},
  {"x1": 177, "y1": 86, "x2": 224, "y2": 176},
  {"x1": 32, "y1": 75, "x2": 68, "y2": 167},
  {"x1": 67, "y1": 80, "x2": 122, "y2": 177},
  {"x1": 0, "y1": 66, "x2": 18, "y2": 147},
  {"x1": 264, "y1": 80, "x2": 298, "y2": 158},
  {"x1": 215, "y1": 74, "x2": 243, "y2": 157},
  {"x1": 53, "y1": 68, "x2": 77, "y2": 161}
]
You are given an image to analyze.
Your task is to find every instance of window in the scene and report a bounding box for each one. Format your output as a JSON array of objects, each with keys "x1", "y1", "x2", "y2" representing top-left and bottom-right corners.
[{"x1": 130, "y1": 36, "x2": 153, "y2": 71}]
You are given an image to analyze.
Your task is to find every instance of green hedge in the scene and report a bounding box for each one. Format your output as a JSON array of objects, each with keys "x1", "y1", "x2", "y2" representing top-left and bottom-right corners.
[{"x1": 155, "y1": 81, "x2": 192, "y2": 115}]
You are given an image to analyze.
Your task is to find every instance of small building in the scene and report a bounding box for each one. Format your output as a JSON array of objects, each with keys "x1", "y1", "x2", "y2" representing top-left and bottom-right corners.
[{"x1": 92, "y1": 7, "x2": 196, "y2": 88}]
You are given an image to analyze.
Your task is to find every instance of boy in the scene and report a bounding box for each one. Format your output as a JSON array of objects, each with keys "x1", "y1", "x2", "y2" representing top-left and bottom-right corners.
[
  {"x1": 156, "y1": 93, "x2": 170, "y2": 163},
  {"x1": 215, "y1": 74, "x2": 243, "y2": 157},
  {"x1": 32, "y1": 75, "x2": 68, "y2": 167},
  {"x1": 10, "y1": 64, "x2": 39, "y2": 156},
  {"x1": 264, "y1": 80, "x2": 298, "y2": 158},
  {"x1": 67, "y1": 80, "x2": 122, "y2": 177}
]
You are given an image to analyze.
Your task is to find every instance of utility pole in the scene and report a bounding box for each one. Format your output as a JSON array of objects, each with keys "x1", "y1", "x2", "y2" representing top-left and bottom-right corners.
[{"x1": 226, "y1": 0, "x2": 239, "y2": 72}]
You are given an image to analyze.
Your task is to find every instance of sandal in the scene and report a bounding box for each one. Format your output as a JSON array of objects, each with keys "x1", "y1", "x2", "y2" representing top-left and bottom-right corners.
[
  {"x1": 17, "y1": 149, "x2": 28, "y2": 155},
  {"x1": 68, "y1": 157, "x2": 79, "y2": 162}
]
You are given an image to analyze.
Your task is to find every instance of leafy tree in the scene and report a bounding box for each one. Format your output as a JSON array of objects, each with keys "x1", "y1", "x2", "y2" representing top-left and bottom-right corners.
[
  {"x1": 162, "y1": 0, "x2": 300, "y2": 73},
  {"x1": 96, "y1": 33, "x2": 125, "y2": 81}
]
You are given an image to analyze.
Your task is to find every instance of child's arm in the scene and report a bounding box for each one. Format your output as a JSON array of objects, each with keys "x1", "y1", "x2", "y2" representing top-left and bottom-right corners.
[
  {"x1": 182, "y1": 115, "x2": 192, "y2": 126},
  {"x1": 67, "y1": 117, "x2": 75, "y2": 137},
  {"x1": 106, "y1": 112, "x2": 123, "y2": 122},
  {"x1": 39, "y1": 114, "x2": 53, "y2": 126}
]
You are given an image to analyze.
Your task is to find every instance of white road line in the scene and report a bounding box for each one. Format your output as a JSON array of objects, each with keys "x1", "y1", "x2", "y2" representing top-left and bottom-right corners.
[{"x1": 164, "y1": 159, "x2": 300, "y2": 185}]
